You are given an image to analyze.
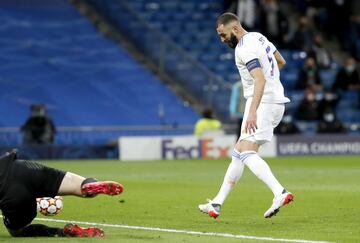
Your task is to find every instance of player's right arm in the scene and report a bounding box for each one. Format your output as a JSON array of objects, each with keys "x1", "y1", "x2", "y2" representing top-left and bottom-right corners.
[
  {"x1": 247, "y1": 67, "x2": 265, "y2": 134},
  {"x1": 273, "y1": 50, "x2": 286, "y2": 70}
]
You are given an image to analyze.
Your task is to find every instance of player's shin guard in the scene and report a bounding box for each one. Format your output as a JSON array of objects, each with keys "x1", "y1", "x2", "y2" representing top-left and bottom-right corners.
[
  {"x1": 212, "y1": 149, "x2": 245, "y2": 205},
  {"x1": 240, "y1": 151, "x2": 284, "y2": 196}
]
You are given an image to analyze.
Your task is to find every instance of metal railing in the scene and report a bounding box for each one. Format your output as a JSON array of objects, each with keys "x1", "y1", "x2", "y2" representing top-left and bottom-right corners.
[
  {"x1": 0, "y1": 124, "x2": 238, "y2": 145},
  {"x1": 0, "y1": 125, "x2": 196, "y2": 145}
]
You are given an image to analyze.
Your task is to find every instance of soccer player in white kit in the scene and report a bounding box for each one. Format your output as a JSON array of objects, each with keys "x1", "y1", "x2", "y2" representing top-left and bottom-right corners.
[{"x1": 199, "y1": 13, "x2": 294, "y2": 219}]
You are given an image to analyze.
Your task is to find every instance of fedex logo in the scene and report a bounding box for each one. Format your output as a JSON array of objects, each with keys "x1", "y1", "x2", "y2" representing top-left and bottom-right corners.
[{"x1": 161, "y1": 138, "x2": 231, "y2": 159}]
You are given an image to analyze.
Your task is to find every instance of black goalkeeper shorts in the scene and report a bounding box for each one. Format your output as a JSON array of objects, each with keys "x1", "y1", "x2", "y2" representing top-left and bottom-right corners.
[{"x1": 0, "y1": 160, "x2": 66, "y2": 230}]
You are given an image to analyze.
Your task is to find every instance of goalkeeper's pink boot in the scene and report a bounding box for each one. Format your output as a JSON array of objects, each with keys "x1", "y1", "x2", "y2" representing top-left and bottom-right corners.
[
  {"x1": 63, "y1": 223, "x2": 104, "y2": 237},
  {"x1": 81, "y1": 181, "x2": 124, "y2": 197}
]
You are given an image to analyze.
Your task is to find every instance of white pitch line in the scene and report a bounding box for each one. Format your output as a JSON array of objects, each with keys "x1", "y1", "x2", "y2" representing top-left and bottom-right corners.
[{"x1": 29, "y1": 217, "x2": 332, "y2": 243}]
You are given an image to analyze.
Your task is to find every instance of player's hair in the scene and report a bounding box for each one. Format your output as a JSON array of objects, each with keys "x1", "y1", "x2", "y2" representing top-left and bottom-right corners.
[
  {"x1": 216, "y1": 12, "x2": 240, "y2": 27},
  {"x1": 202, "y1": 108, "x2": 214, "y2": 119}
]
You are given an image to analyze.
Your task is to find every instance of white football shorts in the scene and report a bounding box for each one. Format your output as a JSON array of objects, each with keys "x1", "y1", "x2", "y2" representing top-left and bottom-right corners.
[{"x1": 239, "y1": 97, "x2": 285, "y2": 145}]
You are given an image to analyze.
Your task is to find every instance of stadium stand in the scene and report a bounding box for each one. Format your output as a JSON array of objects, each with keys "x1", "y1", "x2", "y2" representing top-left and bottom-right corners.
[
  {"x1": 0, "y1": 0, "x2": 199, "y2": 145},
  {"x1": 85, "y1": 0, "x2": 360, "y2": 135}
]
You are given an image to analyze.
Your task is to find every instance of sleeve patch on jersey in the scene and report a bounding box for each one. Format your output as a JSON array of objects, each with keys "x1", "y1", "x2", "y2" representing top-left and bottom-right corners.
[{"x1": 246, "y1": 58, "x2": 261, "y2": 72}]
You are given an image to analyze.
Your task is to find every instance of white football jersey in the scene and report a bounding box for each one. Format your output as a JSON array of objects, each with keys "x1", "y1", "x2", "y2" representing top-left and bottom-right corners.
[{"x1": 234, "y1": 32, "x2": 290, "y2": 103}]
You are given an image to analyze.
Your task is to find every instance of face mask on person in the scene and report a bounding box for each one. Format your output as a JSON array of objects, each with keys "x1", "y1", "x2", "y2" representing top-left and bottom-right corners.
[
  {"x1": 324, "y1": 93, "x2": 334, "y2": 101},
  {"x1": 324, "y1": 113, "x2": 335, "y2": 122},
  {"x1": 306, "y1": 93, "x2": 315, "y2": 101},
  {"x1": 345, "y1": 65, "x2": 355, "y2": 73},
  {"x1": 282, "y1": 115, "x2": 293, "y2": 124}
]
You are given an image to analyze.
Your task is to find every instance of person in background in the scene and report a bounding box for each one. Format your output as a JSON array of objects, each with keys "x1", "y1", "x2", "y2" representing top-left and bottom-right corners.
[
  {"x1": 236, "y1": 0, "x2": 258, "y2": 30},
  {"x1": 224, "y1": 0, "x2": 236, "y2": 12},
  {"x1": 308, "y1": 34, "x2": 332, "y2": 69},
  {"x1": 325, "y1": 0, "x2": 351, "y2": 51},
  {"x1": 194, "y1": 108, "x2": 222, "y2": 137},
  {"x1": 21, "y1": 104, "x2": 56, "y2": 145},
  {"x1": 317, "y1": 89, "x2": 339, "y2": 118},
  {"x1": 295, "y1": 88, "x2": 319, "y2": 121},
  {"x1": 229, "y1": 81, "x2": 245, "y2": 140},
  {"x1": 224, "y1": 0, "x2": 258, "y2": 30},
  {"x1": 332, "y1": 57, "x2": 360, "y2": 92},
  {"x1": 317, "y1": 111, "x2": 347, "y2": 134},
  {"x1": 296, "y1": 56, "x2": 323, "y2": 91},
  {"x1": 291, "y1": 16, "x2": 314, "y2": 50},
  {"x1": 258, "y1": 0, "x2": 289, "y2": 48},
  {"x1": 274, "y1": 114, "x2": 300, "y2": 135},
  {"x1": 0, "y1": 150, "x2": 124, "y2": 238}
]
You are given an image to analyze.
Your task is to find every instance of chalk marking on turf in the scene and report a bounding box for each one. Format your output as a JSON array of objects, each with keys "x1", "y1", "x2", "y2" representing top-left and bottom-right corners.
[{"x1": 29, "y1": 217, "x2": 332, "y2": 243}]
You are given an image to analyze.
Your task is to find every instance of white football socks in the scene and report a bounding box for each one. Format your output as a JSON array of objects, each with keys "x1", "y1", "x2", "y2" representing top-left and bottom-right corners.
[
  {"x1": 213, "y1": 149, "x2": 244, "y2": 205},
  {"x1": 240, "y1": 151, "x2": 284, "y2": 196},
  {"x1": 212, "y1": 149, "x2": 284, "y2": 205}
]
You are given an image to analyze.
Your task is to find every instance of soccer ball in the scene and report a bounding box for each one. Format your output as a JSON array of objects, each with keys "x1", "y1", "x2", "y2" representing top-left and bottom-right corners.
[{"x1": 36, "y1": 196, "x2": 63, "y2": 216}]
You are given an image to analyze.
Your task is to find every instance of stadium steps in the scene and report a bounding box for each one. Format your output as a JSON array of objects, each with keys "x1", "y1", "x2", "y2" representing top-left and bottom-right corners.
[{"x1": 0, "y1": 0, "x2": 199, "y2": 143}]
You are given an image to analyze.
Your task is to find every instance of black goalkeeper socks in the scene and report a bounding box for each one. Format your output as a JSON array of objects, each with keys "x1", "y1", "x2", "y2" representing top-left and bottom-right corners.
[
  {"x1": 81, "y1": 177, "x2": 98, "y2": 197},
  {"x1": 81, "y1": 177, "x2": 98, "y2": 187}
]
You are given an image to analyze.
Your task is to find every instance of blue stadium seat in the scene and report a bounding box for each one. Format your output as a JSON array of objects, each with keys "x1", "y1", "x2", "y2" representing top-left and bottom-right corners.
[
  {"x1": 319, "y1": 70, "x2": 337, "y2": 90},
  {"x1": 180, "y1": 2, "x2": 196, "y2": 12},
  {"x1": 356, "y1": 39, "x2": 360, "y2": 59},
  {"x1": 282, "y1": 70, "x2": 298, "y2": 90},
  {"x1": 336, "y1": 108, "x2": 360, "y2": 122},
  {"x1": 342, "y1": 91, "x2": 359, "y2": 100},
  {"x1": 0, "y1": 0, "x2": 199, "y2": 134},
  {"x1": 297, "y1": 121, "x2": 318, "y2": 135}
]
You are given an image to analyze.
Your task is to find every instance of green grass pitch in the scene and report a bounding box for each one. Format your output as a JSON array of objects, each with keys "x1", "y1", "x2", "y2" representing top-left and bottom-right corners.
[{"x1": 0, "y1": 156, "x2": 359, "y2": 242}]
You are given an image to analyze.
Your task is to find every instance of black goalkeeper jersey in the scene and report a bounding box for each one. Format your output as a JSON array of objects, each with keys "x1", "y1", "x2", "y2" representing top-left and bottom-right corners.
[{"x1": 0, "y1": 150, "x2": 17, "y2": 193}]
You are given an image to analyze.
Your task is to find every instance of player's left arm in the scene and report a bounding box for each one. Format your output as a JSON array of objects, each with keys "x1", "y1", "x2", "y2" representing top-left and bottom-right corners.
[
  {"x1": 273, "y1": 50, "x2": 286, "y2": 70},
  {"x1": 246, "y1": 66, "x2": 266, "y2": 134}
]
